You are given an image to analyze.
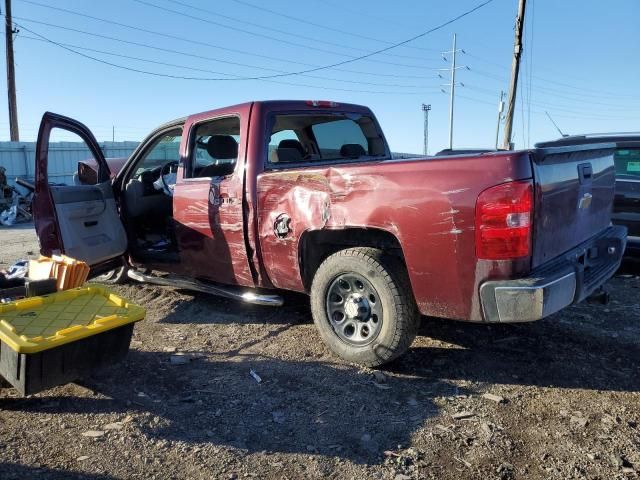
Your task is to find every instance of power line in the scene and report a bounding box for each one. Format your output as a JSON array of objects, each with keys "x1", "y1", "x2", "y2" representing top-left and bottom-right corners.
[
  {"x1": 12, "y1": 16, "x2": 445, "y2": 82},
  {"x1": 15, "y1": 27, "x2": 442, "y2": 94},
  {"x1": 17, "y1": 33, "x2": 443, "y2": 91},
  {"x1": 229, "y1": 0, "x2": 442, "y2": 54},
  {"x1": 465, "y1": 84, "x2": 632, "y2": 113},
  {"x1": 469, "y1": 66, "x2": 640, "y2": 107},
  {"x1": 134, "y1": 0, "x2": 432, "y2": 68},
  {"x1": 20, "y1": 0, "x2": 439, "y2": 71},
  {"x1": 468, "y1": 51, "x2": 640, "y2": 99},
  {"x1": 11, "y1": 0, "x2": 496, "y2": 82},
  {"x1": 456, "y1": 93, "x2": 639, "y2": 121},
  {"x1": 465, "y1": 85, "x2": 632, "y2": 116},
  {"x1": 316, "y1": 0, "x2": 428, "y2": 31},
  {"x1": 162, "y1": 0, "x2": 435, "y2": 62},
  {"x1": 460, "y1": 89, "x2": 639, "y2": 120}
]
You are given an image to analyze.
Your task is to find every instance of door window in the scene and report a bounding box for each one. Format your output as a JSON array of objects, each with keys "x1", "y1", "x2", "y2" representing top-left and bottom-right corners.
[
  {"x1": 188, "y1": 116, "x2": 240, "y2": 178},
  {"x1": 47, "y1": 129, "x2": 101, "y2": 186}
]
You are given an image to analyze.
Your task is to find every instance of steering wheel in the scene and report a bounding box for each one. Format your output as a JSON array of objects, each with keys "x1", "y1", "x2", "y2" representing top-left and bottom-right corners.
[{"x1": 159, "y1": 160, "x2": 179, "y2": 196}]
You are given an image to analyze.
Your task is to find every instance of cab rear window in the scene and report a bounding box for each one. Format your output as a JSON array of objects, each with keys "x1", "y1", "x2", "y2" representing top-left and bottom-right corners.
[
  {"x1": 615, "y1": 149, "x2": 640, "y2": 177},
  {"x1": 267, "y1": 113, "x2": 387, "y2": 166}
]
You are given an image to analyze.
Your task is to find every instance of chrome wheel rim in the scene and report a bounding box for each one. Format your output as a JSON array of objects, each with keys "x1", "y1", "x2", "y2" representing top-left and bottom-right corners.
[{"x1": 325, "y1": 273, "x2": 383, "y2": 346}]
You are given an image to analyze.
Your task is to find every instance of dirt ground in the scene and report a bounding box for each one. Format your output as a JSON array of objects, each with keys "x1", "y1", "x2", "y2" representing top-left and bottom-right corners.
[{"x1": 0, "y1": 224, "x2": 638, "y2": 480}]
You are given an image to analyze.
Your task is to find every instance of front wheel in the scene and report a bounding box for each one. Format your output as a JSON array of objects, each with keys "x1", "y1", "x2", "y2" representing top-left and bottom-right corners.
[{"x1": 310, "y1": 248, "x2": 419, "y2": 367}]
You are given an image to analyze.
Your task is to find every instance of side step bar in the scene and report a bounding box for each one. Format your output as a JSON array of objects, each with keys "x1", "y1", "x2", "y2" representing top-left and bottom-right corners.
[{"x1": 127, "y1": 270, "x2": 284, "y2": 307}]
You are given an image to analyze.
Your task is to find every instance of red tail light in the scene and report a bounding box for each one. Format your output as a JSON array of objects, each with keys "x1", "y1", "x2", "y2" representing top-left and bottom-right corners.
[{"x1": 475, "y1": 180, "x2": 533, "y2": 260}]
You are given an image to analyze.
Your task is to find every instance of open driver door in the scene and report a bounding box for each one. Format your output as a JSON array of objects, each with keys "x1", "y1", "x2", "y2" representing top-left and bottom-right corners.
[{"x1": 33, "y1": 112, "x2": 127, "y2": 274}]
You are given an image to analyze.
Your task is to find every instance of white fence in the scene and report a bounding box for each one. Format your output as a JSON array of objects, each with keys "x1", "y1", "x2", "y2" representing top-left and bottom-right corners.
[
  {"x1": 0, "y1": 141, "x2": 140, "y2": 188},
  {"x1": 0, "y1": 141, "x2": 422, "y2": 192}
]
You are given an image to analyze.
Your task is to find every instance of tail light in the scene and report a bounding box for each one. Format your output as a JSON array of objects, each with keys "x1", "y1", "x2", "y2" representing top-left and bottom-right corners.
[{"x1": 475, "y1": 180, "x2": 533, "y2": 260}]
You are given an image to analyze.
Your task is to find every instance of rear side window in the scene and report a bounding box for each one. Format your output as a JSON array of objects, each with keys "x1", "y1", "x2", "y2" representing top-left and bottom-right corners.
[
  {"x1": 267, "y1": 113, "x2": 387, "y2": 165},
  {"x1": 615, "y1": 149, "x2": 640, "y2": 178},
  {"x1": 188, "y1": 116, "x2": 240, "y2": 178}
]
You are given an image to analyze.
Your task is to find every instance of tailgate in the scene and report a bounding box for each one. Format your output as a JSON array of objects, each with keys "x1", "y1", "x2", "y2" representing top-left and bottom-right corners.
[{"x1": 531, "y1": 144, "x2": 616, "y2": 267}]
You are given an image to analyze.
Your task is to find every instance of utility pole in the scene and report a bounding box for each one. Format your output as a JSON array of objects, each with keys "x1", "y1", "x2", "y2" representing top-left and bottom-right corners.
[
  {"x1": 502, "y1": 0, "x2": 526, "y2": 150},
  {"x1": 447, "y1": 34, "x2": 457, "y2": 149},
  {"x1": 4, "y1": 0, "x2": 19, "y2": 141},
  {"x1": 421, "y1": 103, "x2": 431, "y2": 155},
  {"x1": 495, "y1": 90, "x2": 505, "y2": 149},
  {"x1": 112, "y1": 126, "x2": 115, "y2": 142},
  {"x1": 439, "y1": 33, "x2": 467, "y2": 150}
]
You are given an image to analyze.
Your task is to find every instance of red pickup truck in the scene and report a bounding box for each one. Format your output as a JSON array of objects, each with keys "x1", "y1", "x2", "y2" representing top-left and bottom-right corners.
[{"x1": 33, "y1": 101, "x2": 626, "y2": 366}]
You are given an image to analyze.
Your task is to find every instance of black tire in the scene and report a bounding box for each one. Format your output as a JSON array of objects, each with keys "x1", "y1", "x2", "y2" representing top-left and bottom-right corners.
[
  {"x1": 310, "y1": 247, "x2": 420, "y2": 367},
  {"x1": 95, "y1": 266, "x2": 129, "y2": 285}
]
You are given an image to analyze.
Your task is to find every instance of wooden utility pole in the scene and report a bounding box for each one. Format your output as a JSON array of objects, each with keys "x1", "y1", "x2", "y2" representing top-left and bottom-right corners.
[
  {"x1": 5, "y1": 0, "x2": 19, "y2": 141},
  {"x1": 502, "y1": 0, "x2": 526, "y2": 150}
]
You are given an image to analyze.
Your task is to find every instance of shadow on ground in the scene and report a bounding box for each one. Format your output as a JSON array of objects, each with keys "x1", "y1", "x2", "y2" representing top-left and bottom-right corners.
[
  {"x1": 158, "y1": 289, "x2": 311, "y2": 326},
  {"x1": 0, "y1": 351, "x2": 454, "y2": 463},
  {"x1": 0, "y1": 463, "x2": 117, "y2": 480},
  {"x1": 2, "y1": 275, "x2": 638, "y2": 464},
  {"x1": 392, "y1": 312, "x2": 639, "y2": 393}
]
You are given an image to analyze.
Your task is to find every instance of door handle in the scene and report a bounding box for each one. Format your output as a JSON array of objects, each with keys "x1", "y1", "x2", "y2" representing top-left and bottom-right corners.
[{"x1": 578, "y1": 163, "x2": 593, "y2": 184}]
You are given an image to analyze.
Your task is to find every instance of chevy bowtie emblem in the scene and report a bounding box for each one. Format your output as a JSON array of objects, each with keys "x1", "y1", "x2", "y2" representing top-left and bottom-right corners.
[{"x1": 578, "y1": 192, "x2": 593, "y2": 209}]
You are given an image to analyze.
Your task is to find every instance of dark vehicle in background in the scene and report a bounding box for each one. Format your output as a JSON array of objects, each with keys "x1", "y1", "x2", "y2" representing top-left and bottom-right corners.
[{"x1": 537, "y1": 134, "x2": 640, "y2": 257}]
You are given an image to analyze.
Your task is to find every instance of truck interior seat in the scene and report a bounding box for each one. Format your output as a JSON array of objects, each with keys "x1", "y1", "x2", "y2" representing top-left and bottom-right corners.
[
  {"x1": 124, "y1": 178, "x2": 171, "y2": 218},
  {"x1": 340, "y1": 143, "x2": 367, "y2": 158},
  {"x1": 206, "y1": 135, "x2": 238, "y2": 159},
  {"x1": 279, "y1": 139, "x2": 305, "y2": 155},
  {"x1": 271, "y1": 139, "x2": 306, "y2": 164},
  {"x1": 197, "y1": 135, "x2": 238, "y2": 177}
]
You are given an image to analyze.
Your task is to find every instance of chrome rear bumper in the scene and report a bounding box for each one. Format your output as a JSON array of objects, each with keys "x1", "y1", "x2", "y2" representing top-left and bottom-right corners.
[{"x1": 479, "y1": 225, "x2": 626, "y2": 323}]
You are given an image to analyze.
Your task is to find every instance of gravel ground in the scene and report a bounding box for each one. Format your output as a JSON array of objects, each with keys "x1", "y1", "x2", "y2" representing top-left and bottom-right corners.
[{"x1": 0, "y1": 224, "x2": 638, "y2": 480}]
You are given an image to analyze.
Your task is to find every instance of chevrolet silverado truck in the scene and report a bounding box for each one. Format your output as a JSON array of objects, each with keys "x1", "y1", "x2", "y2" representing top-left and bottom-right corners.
[{"x1": 33, "y1": 101, "x2": 626, "y2": 366}]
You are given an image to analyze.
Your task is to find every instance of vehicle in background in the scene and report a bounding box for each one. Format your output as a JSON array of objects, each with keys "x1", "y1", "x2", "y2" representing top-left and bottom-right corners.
[
  {"x1": 536, "y1": 134, "x2": 640, "y2": 257},
  {"x1": 32, "y1": 101, "x2": 625, "y2": 366}
]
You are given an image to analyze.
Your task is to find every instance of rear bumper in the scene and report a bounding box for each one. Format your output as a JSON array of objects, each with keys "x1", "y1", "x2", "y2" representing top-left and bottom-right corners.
[{"x1": 479, "y1": 225, "x2": 626, "y2": 323}]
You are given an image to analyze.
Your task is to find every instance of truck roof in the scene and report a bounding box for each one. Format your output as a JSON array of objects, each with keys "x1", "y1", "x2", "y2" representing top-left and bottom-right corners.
[{"x1": 185, "y1": 100, "x2": 374, "y2": 123}]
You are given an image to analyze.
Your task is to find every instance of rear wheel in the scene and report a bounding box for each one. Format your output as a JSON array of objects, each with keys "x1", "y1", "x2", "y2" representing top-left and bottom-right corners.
[{"x1": 310, "y1": 247, "x2": 419, "y2": 367}]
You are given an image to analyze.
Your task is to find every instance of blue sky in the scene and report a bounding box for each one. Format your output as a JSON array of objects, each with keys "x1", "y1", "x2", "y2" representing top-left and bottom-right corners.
[{"x1": 1, "y1": 0, "x2": 639, "y2": 153}]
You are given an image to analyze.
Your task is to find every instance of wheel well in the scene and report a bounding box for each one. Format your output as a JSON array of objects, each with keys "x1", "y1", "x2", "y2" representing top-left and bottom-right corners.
[{"x1": 299, "y1": 228, "x2": 405, "y2": 291}]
